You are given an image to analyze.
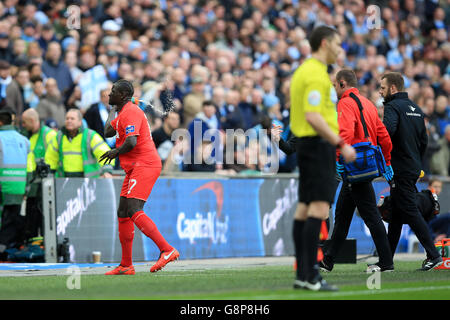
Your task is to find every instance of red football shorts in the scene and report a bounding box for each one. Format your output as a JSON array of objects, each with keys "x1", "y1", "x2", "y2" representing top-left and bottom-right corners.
[{"x1": 120, "y1": 166, "x2": 161, "y2": 201}]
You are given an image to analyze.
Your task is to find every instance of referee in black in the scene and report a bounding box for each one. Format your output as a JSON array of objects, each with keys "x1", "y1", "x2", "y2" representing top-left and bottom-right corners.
[{"x1": 380, "y1": 72, "x2": 443, "y2": 270}]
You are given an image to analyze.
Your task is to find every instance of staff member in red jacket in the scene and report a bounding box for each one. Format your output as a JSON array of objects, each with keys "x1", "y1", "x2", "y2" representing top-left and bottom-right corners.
[{"x1": 320, "y1": 69, "x2": 395, "y2": 272}]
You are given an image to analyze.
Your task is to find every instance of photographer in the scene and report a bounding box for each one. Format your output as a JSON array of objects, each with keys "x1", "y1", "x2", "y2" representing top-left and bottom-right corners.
[{"x1": 21, "y1": 109, "x2": 56, "y2": 240}]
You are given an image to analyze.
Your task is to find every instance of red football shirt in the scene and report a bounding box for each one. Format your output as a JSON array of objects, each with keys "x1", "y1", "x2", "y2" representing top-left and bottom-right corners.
[{"x1": 111, "y1": 102, "x2": 162, "y2": 172}]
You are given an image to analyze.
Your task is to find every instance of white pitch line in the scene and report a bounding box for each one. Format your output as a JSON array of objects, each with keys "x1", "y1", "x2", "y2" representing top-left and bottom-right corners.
[{"x1": 234, "y1": 285, "x2": 450, "y2": 300}]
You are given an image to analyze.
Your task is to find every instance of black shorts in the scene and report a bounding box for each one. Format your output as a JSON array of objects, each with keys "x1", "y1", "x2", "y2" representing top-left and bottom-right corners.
[{"x1": 297, "y1": 136, "x2": 337, "y2": 205}]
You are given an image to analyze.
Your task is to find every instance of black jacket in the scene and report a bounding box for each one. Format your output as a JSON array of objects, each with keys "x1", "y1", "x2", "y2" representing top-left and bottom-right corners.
[
  {"x1": 382, "y1": 92, "x2": 428, "y2": 180},
  {"x1": 84, "y1": 102, "x2": 106, "y2": 139},
  {"x1": 278, "y1": 136, "x2": 300, "y2": 156}
]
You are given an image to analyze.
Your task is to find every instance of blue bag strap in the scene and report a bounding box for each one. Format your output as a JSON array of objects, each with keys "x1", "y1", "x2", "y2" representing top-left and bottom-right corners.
[{"x1": 349, "y1": 92, "x2": 370, "y2": 140}]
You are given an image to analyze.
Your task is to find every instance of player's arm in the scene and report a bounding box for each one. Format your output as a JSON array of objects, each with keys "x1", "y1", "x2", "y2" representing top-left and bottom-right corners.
[
  {"x1": 99, "y1": 136, "x2": 137, "y2": 164},
  {"x1": 104, "y1": 106, "x2": 117, "y2": 138},
  {"x1": 336, "y1": 99, "x2": 357, "y2": 145},
  {"x1": 305, "y1": 111, "x2": 343, "y2": 145},
  {"x1": 382, "y1": 104, "x2": 398, "y2": 138},
  {"x1": 336, "y1": 98, "x2": 357, "y2": 161},
  {"x1": 271, "y1": 125, "x2": 296, "y2": 155},
  {"x1": 91, "y1": 132, "x2": 115, "y2": 174},
  {"x1": 419, "y1": 120, "x2": 428, "y2": 163},
  {"x1": 303, "y1": 83, "x2": 341, "y2": 147},
  {"x1": 303, "y1": 83, "x2": 356, "y2": 163},
  {"x1": 376, "y1": 116, "x2": 392, "y2": 165},
  {"x1": 117, "y1": 135, "x2": 137, "y2": 154},
  {"x1": 305, "y1": 110, "x2": 356, "y2": 164}
]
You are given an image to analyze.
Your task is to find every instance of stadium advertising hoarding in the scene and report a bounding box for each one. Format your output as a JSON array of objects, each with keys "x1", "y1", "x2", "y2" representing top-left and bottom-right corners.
[
  {"x1": 256, "y1": 178, "x2": 428, "y2": 257},
  {"x1": 55, "y1": 178, "x2": 266, "y2": 263},
  {"x1": 54, "y1": 177, "x2": 439, "y2": 263},
  {"x1": 141, "y1": 179, "x2": 266, "y2": 260},
  {"x1": 258, "y1": 178, "x2": 298, "y2": 256},
  {"x1": 55, "y1": 178, "x2": 146, "y2": 263}
]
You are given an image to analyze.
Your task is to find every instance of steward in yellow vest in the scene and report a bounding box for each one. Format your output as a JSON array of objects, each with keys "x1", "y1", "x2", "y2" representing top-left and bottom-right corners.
[
  {"x1": 45, "y1": 108, "x2": 114, "y2": 178},
  {"x1": 22, "y1": 109, "x2": 57, "y2": 195},
  {"x1": 21, "y1": 108, "x2": 57, "y2": 240}
]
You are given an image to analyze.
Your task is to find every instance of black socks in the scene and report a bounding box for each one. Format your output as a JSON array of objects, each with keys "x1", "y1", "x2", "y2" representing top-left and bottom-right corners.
[
  {"x1": 303, "y1": 217, "x2": 322, "y2": 282},
  {"x1": 293, "y1": 219, "x2": 305, "y2": 280}
]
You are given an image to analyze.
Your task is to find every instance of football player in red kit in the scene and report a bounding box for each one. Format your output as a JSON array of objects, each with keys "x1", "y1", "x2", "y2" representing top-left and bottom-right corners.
[{"x1": 100, "y1": 79, "x2": 179, "y2": 275}]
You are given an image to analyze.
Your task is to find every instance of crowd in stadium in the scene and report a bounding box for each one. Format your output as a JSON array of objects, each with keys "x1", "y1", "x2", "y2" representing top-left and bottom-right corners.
[{"x1": 0, "y1": 0, "x2": 448, "y2": 175}]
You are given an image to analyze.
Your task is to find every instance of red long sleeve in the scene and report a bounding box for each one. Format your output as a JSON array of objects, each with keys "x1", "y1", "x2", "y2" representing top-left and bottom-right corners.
[{"x1": 336, "y1": 88, "x2": 392, "y2": 165}]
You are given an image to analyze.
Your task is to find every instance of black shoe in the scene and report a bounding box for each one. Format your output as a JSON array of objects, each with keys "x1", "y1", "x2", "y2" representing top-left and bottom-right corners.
[
  {"x1": 319, "y1": 259, "x2": 333, "y2": 272},
  {"x1": 366, "y1": 262, "x2": 394, "y2": 272},
  {"x1": 418, "y1": 256, "x2": 443, "y2": 271},
  {"x1": 303, "y1": 278, "x2": 339, "y2": 292}
]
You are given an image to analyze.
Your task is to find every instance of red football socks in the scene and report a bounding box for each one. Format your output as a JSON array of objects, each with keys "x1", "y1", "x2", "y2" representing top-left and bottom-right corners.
[
  {"x1": 131, "y1": 211, "x2": 172, "y2": 252},
  {"x1": 118, "y1": 217, "x2": 134, "y2": 267}
]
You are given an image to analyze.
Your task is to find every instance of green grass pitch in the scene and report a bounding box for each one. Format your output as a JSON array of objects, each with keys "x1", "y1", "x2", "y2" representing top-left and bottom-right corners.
[{"x1": 0, "y1": 261, "x2": 448, "y2": 300}]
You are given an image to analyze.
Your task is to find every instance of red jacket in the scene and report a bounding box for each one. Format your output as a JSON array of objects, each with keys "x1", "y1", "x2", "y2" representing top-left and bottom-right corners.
[{"x1": 337, "y1": 88, "x2": 392, "y2": 165}]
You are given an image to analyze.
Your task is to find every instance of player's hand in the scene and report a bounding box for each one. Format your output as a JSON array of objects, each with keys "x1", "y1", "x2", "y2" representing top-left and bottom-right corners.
[
  {"x1": 270, "y1": 124, "x2": 282, "y2": 143},
  {"x1": 340, "y1": 144, "x2": 356, "y2": 163},
  {"x1": 99, "y1": 149, "x2": 119, "y2": 164}
]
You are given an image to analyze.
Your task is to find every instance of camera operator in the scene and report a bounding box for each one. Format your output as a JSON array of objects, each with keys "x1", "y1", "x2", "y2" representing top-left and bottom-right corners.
[{"x1": 21, "y1": 109, "x2": 56, "y2": 241}]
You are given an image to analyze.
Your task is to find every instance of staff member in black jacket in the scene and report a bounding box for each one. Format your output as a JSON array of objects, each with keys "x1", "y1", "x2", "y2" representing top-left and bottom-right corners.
[{"x1": 380, "y1": 72, "x2": 442, "y2": 271}]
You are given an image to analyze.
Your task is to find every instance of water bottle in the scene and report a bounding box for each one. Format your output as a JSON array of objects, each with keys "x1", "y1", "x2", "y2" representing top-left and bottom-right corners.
[{"x1": 377, "y1": 195, "x2": 385, "y2": 207}]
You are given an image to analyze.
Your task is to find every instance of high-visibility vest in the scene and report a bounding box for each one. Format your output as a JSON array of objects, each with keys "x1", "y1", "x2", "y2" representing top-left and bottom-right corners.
[
  {"x1": 55, "y1": 128, "x2": 104, "y2": 178},
  {"x1": 0, "y1": 125, "x2": 29, "y2": 203},
  {"x1": 27, "y1": 125, "x2": 56, "y2": 173},
  {"x1": 26, "y1": 125, "x2": 56, "y2": 197}
]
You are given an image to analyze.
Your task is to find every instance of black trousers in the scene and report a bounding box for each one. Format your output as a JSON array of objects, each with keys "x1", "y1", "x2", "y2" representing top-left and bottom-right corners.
[
  {"x1": 388, "y1": 177, "x2": 440, "y2": 259},
  {"x1": 24, "y1": 196, "x2": 43, "y2": 240},
  {"x1": 0, "y1": 204, "x2": 25, "y2": 248},
  {"x1": 326, "y1": 181, "x2": 393, "y2": 267}
]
